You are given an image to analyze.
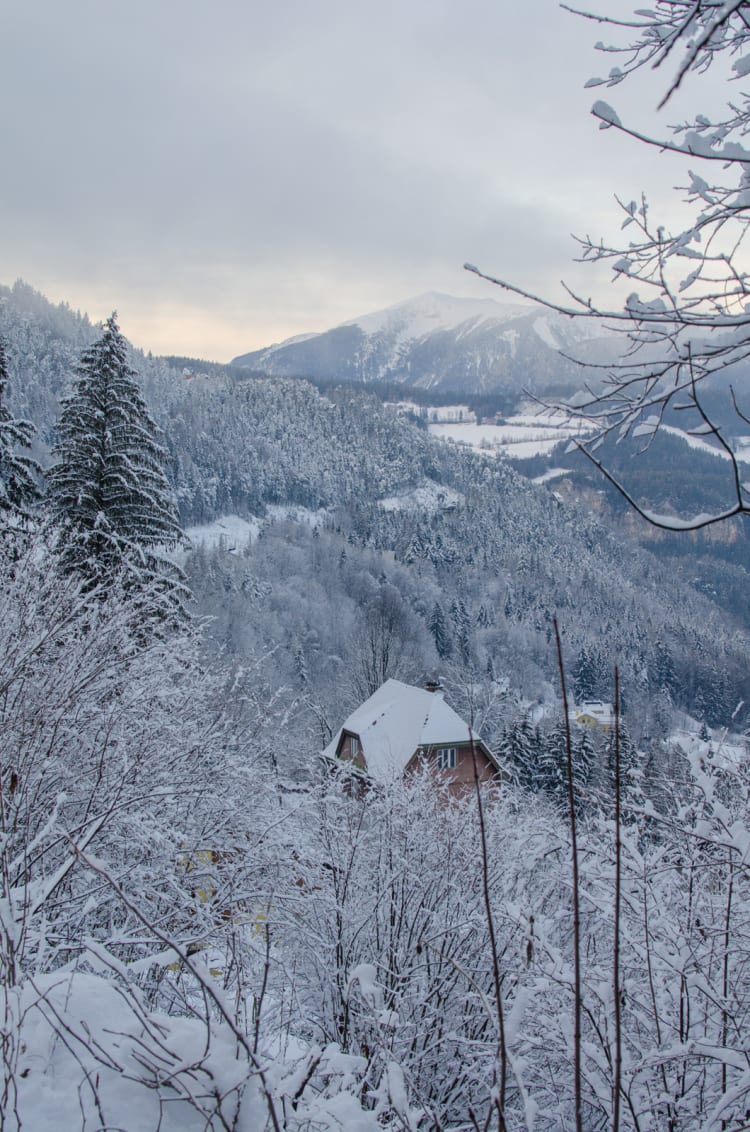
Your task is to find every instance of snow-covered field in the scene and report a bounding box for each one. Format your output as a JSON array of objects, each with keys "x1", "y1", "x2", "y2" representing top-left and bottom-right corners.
[
  {"x1": 532, "y1": 467, "x2": 572, "y2": 485},
  {"x1": 428, "y1": 411, "x2": 750, "y2": 468},
  {"x1": 428, "y1": 410, "x2": 592, "y2": 460}
]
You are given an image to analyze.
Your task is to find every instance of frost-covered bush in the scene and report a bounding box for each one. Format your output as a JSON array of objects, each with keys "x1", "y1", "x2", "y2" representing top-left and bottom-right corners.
[
  {"x1": 0, "y1": 535, "x2": 413, "y2": 1130},
  {"x1": 262, "y1": 752, "x2": 750, "y2": 1131}
]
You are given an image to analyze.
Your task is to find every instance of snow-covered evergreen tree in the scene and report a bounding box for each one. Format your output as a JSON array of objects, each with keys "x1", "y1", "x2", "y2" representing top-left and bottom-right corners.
[
  {"x1": 604, "y1": 720, "x2": 638, "y2": 801},
  {"x1": 429, "y1": 599, "x2": 453, "y2": 659},
  {"x1": 572, "y1": 646, "x2": 609, "y2": 703},
  {"x1": 48, "y1": 314, "x2": 186, "y2": 616},
  {"x1": 0, "y1": 338, "x2": 40, "y2": 524},
  {"x1": 537, "y1": 720, "x2": 568, "y2": 804},
  {"x1": 573, "y1": 727, "x2": 594, "y2": 793},
  {"x1": 499, "y1": 717, "x2": 537, "y2": 790}
]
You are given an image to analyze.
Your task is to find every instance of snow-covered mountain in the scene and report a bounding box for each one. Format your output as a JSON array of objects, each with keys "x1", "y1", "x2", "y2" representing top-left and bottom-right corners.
[{"x1": 232, "y1": 291, "x2": 616, "y2": 394}]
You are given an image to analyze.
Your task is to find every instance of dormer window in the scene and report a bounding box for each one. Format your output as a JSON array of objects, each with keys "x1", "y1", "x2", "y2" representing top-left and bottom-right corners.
[{"x1": 436, "y1": 747, "x2": 457, "y2": 770}]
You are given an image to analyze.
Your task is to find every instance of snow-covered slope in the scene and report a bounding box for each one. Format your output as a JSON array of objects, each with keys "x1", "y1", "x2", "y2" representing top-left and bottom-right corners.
[
  {"x1": 343, "y1": 292, "x2": 528, "y2": 339},
  {"x1": 233, "y1": 291, "x2": 615, "y2": 395}
]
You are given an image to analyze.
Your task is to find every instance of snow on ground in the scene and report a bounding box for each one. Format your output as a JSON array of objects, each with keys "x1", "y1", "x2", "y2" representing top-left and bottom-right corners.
[
  {"x1": 501, "y1": 328, "x2": 520, "y2": 356},
  {"x1": 661, "y1": 424, "x2": 732, "y2": 460},
  {"x1": 532, "y1": 467, "x2": 572, "y2": 485},
  {"x1": 10, "y1": 971, "x2": 385, "y2": 1132},
  {"x1": 427, "y1": 408, "x2": 750, "y2": 466},
  {"x1": 179, "y1": 508, "x2": 329, "y2": 562},
  {"x1": 732, "y1": 435, "x2": 750, "y2": 463},
  {"x1": 637, "y1": 422, "x2": 750, "y2": 464},
  {"x1": 532, "y1": 316, "x2": 563, "y2": 351},
  {"x1": 344, "y1": 291, "x2": 529, "y2": 340},
  {"x1": 508, "y1": 409, "x2": 586, "y2": 428},
  {"x1": 428, "y1": 412, "x2": 592, "y2": 459},
  {"x1": 185, "y1": 514, "x2": 262, "y2": 552},
  {"x1": 265, "y1": 504, "x2": 329, "y2": 528},
  {"x1": 11, "y1": 972, "x2": 263, "y2": 1131},
  {"x1": 379, "y1": 481, "x2": 464, "y2": 513},
  {"x1": 669, "y1": 723, "x2": 748, "y2": 771},
  {"x1": 261, "y1": 330, "x2": 320, "y2": 356}
]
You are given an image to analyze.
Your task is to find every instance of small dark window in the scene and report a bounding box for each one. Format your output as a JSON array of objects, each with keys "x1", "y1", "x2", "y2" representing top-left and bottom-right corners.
[{"x1": 436, "y1": 747, "x2": 457, "y2": 770}]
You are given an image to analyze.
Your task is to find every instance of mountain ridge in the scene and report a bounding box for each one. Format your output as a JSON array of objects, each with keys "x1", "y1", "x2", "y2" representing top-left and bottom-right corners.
[{"x1": 232, "y1": 291, "x2": 616, "y2": 395}]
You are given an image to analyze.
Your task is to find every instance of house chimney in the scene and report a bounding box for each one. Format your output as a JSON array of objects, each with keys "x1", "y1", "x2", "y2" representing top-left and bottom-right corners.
[{"x1": 425, "y1": 678, "x2": 442, "y2": 694}]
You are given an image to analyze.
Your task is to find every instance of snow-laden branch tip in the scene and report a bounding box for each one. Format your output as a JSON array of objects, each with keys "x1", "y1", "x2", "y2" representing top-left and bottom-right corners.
[{"x1": 591, "y1": 100, "x2": 622, "y2": 128}]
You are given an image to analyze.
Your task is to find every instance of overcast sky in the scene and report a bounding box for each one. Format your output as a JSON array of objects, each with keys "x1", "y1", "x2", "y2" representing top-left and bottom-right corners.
[{"x1": 1, "y1": 0, "x2": 726, "y2": 361}]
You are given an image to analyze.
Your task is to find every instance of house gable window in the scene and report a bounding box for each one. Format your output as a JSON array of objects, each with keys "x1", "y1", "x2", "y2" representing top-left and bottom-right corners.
[
  {"x1": 350, "y1": 735, "x2": 360, "y2": 759},
  {"x1": 436, "y1": 747, "x2": 457, "y2": 770}
]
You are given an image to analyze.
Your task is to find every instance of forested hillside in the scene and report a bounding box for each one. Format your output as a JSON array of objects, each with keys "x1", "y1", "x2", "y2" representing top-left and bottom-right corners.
[{"x1": 1, "y1": 279, "x2": 747, "y2": 744}]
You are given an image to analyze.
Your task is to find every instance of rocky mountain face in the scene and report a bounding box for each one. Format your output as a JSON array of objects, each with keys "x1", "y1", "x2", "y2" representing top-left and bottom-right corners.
[{"x1": 232, "y1": 291, "x2": 616, "y2": 394}]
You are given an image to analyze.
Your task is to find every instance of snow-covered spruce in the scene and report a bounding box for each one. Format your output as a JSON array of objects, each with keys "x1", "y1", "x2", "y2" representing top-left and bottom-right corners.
[
  {"x1": 47, "y1": 313, "x2": 187, "y2": 620},
  {"x1": 0, "y1": 337, "x2": 40, "y2": 523}
]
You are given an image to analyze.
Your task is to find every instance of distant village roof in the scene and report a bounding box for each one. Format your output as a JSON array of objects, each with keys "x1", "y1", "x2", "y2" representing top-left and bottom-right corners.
[{"x1": 323, "y1": 678, "x2": 487, "y2": 783}]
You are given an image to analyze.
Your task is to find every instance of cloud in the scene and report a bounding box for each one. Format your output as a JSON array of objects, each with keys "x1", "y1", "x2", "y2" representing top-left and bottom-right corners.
[{"x1": 1, "y1": 0, "x2": 727, "y2": 359}]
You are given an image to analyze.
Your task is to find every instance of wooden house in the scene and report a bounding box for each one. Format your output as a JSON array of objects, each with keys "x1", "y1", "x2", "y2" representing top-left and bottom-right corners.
[{"x1": 322, "y1": 678, "x2": 500, "y2": 795}]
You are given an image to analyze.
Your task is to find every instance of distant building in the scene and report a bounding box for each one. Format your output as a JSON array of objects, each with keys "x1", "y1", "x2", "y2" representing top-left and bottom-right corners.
[
  {"x1": 570, "y1": 700, "x2": 615, "y2": 732},
  {"x1": 323, "y1": 678, "x2": 500, "y2": 795}
]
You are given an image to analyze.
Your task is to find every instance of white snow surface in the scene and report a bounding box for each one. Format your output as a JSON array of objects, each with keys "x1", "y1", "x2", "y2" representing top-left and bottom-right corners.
[
  {"x1": 322, "y1": 678, "x2": 485, "y2": 782},
  {"x1": 343, "y1": 291, "x2": 531, "y2": 339},
  {"x1": 12, "y1": 972, "x2": 264, "y2": 1131},
  {"x1": 185, "y1": 514, "x2": 262, "y2": 551},
  {"x1": 429, "y1": 411, "x2": 592, "y2": 459},
  {"x1": 265, "y1": 503, "x2": 329, "y2": 528},
  {"x1": 10, "y1": 971, "x2": 387, "y2": 1132},
  {"x1": 532, "y1": 316, "x2": 563, "y2": 351},
  {"x1": 662, "y1": 424, "x2": 732, "y2": 460},
  {"x1": 635, "y1": 423, "x2": 750, "y2": 465},
  {"x1": 501, "y1": 328, "x2": 520, "y2": 356},
  {"x1": 532, "y1": 467, "x2": 572, "y2": 484},
  {"x1": 734, "y1": 435, "x2": 750, "y2": 463},
  {"x1": 181, "y1": 508, "x2": 329, "y2": 561},
  {"x1": 669, "y1": 722, "x2": 748, "y2": 771},
  {"x1": 379, "y1": 480, "x2": 464, "y2": 513},
  {"x1": 259, "y1": 330, "x2": 321, "y2": 356}
]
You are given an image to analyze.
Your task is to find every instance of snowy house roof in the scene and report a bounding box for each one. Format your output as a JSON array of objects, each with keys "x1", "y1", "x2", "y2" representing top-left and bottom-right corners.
[{"x1": 322, "y1": 678, "x2": 492, "y2": 783}]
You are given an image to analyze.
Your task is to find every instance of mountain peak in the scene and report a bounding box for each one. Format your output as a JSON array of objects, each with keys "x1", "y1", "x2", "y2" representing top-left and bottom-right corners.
[
  {"x1": 341, "y1": 291, "x2": 532, "y2": 339},
  {"x1": 232, "y1": 291, "x2": 615, "y2": 394}
]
